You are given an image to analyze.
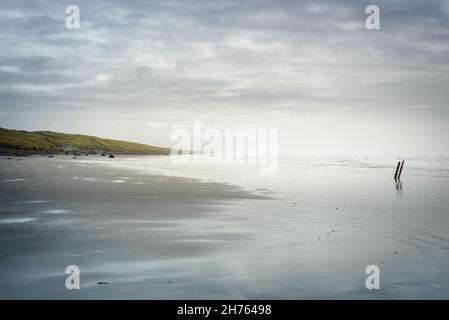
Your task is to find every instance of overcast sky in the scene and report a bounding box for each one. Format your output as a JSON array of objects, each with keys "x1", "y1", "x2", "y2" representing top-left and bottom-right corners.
[{"x1": 0, "y1": 0, "x2": 448, "y2": 156}]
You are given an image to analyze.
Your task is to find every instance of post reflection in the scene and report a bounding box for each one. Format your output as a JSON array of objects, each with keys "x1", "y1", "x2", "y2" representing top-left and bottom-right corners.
[{"x1": 395, "y1": 179, "x2": 403, "y2": 199}]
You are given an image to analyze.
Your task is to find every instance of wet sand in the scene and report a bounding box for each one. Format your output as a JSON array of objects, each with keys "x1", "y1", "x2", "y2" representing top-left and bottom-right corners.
[
  {"x1": 0, "y1": 157, "x2": 269, "y2": 299},
  {"x1": 1, "y1": 156, "x2": 449, "y2": 299}
]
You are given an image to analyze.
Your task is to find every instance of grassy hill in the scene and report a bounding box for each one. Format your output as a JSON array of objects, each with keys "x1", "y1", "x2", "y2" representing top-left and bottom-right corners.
[{"x1": 0, "y1": 127, "x2": 171, "y2": 155}]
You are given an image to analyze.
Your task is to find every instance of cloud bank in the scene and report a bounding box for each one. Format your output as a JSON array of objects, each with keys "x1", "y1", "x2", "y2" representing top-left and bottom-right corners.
[{"x1": 0, "y1": 0, "x2": 448, "y2": 155}]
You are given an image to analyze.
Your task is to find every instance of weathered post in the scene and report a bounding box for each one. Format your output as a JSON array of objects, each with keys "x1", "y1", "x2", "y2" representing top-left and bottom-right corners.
[
  {"x1": 398, "y1": 160, "x2": 405, "y2": 179},
  {"x1": 394, "y1": 161, "x2": 401, "y2": 180}
]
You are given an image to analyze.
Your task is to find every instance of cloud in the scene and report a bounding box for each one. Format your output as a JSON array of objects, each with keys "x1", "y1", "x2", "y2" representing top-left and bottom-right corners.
[{"x1": 0, "y1": 0, "x2": 448, "y2": 155}]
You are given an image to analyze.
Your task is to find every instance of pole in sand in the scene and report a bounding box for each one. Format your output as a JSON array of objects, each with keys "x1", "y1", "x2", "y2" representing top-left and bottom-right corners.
[
  {"x1": 394, "y1": 161, "x2": 401, "y2": 180},
  {"x1": 398, "y1": 160, "x2": 405, "y2": 180}
]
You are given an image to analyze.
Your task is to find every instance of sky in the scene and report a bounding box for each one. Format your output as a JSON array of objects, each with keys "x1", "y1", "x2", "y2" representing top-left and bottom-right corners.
[{"x1": 0, "y1": 0, "x2": 448, "y2": 156}]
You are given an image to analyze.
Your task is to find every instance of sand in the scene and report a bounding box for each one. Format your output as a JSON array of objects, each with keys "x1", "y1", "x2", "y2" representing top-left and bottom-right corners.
[
  {"x1": 0, "y1": 157, "x2": 269, "y2": 299},
  {"x1": 1, "y1": 155, "x2": 449, "y2": 299}
]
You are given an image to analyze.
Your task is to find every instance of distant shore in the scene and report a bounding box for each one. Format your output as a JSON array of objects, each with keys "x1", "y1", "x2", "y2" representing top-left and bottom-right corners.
[{"x1": 0, "y1": 127, "x2": 171, "y2": 156}]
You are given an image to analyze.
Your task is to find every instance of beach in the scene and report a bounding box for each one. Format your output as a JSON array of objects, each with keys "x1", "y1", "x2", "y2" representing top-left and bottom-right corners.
[{"x1": 1, "y1": 155, "x2": 449, "y2": 299}]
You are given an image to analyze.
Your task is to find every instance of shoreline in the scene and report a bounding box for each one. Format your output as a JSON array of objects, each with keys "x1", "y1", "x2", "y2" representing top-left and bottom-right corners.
[{"x1": 0, "y1": 149, "x2": 170, "y2": 157}]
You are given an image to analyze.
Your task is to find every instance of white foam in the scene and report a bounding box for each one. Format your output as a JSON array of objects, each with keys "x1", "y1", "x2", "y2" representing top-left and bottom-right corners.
[
  {"x1": 42, "y1": 209, "x2": 70, "y2": 214},
  {"x1": 0, "y1": 217, "x2": 36, "y2": 224},
  {"x1": 23, "y1": 200, "x2": 49, "y2": 204}
]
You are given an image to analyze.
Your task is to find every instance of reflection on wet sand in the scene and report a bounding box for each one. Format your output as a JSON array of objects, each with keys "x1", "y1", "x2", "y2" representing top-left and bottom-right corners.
[
  {"x1": 1, "y1": 156, "x2": 449, "y2": 299},
  {"x1": 395, "y1": 180, "x2": 403, "y2": 199}
]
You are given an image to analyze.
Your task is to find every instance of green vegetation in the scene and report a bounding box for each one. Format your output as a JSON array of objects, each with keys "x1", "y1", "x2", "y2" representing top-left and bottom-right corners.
[{"x1": 0, "y1": 127, "x2": 171, "y2": 155}]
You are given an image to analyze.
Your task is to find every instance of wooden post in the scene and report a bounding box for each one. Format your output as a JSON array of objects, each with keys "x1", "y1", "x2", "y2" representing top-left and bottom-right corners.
[
  {"x1": 394, "y1": 161, "x2": 401, "y2": 180},
  {"x1": 398, "y1": 160, "x2": 405, "y2": 179}
]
